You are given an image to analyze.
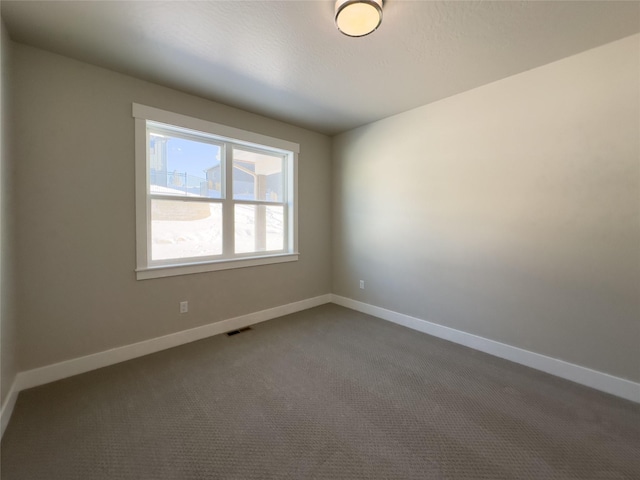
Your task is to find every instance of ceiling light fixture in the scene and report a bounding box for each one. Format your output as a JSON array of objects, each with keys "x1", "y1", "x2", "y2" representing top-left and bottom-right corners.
[{"x1": 335, "y1": 0, "x2": 383, "y2": 37}]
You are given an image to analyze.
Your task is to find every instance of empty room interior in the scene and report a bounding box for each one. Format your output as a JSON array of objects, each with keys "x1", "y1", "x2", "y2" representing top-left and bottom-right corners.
[{"x1": 0, "y1": 1, "x2": 639, "y2": 478}]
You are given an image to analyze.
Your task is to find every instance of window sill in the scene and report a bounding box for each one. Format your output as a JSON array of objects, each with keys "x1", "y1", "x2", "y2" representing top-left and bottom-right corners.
[{"x1": 136, "y1": 253, "x2": 299, "y2": 280}]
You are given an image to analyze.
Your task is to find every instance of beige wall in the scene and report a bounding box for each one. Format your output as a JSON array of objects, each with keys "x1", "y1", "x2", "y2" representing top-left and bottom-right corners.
[
  {"x1": 1, "y1": 19, "x2": 18, "y2": 406},
  {"x1": 333, "y1": 34, "x2": 640, "y2": 382},
  {"x1": 12, "y1": 44, "x2": 332, "y2": 371}
]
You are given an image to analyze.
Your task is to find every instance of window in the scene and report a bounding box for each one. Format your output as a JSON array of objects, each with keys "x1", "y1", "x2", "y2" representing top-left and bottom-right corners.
[{"x1": 133, "y1": 104, "x2": 298, "y2": 280}]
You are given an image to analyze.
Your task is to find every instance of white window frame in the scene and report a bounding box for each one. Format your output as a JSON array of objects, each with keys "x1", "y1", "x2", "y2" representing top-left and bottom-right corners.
[{"x1": 133, "y1": 104, "x2": 299, "y2": 280}]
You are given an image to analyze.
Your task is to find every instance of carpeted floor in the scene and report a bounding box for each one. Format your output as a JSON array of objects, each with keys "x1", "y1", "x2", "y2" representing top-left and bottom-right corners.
[{"x1": 1, "y1": 304, "x2": 639, "y2": 479}]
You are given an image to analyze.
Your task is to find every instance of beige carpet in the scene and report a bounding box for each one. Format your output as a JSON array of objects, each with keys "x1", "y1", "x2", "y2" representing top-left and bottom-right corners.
[{"x1": 2, "y1": 304, "x2": 639, "y2": 479}]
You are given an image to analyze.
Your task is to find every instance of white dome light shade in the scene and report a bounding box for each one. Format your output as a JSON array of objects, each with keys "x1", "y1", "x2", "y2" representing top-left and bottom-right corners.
[{"x1": 335, "y1": 0, "x2": 383, "y2": 37}]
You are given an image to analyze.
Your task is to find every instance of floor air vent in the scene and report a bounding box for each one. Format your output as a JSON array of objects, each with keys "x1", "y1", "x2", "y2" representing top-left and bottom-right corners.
[{"x1": 226, "y1": 327, "x2": 252, "y2": 336}]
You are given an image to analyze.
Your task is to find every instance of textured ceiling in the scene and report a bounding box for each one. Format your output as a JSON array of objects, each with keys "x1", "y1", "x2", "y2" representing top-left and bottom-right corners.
[{"x1": 2, "y1": 1, "x2": 639, "y2": 135}]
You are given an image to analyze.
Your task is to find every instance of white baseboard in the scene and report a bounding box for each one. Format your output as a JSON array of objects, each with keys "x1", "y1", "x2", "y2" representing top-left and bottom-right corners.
[
  {"x1": 331, "y1": 295, "x2": 640, "y2": 403},
  {"x1": 0, "y1": 294, "x2": 332, "y2": 438},
  {"x1": 3, "y1": 292, "x2": 637, "y2": 440},
  {"x1": 0, "y1": 380, "x2": 19, "y2": 438}
]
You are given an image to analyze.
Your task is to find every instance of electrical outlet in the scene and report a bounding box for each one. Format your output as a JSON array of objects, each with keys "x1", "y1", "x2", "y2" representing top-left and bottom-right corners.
[
  {"x1": 180, "y1": 301, "x2": 188, "y2": 314},
  {"x1": 359, "y1": 280, "x2": 365, "y2": 289}
]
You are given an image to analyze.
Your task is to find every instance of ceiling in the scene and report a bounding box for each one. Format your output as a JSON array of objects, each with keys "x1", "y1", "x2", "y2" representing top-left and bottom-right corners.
[{"x1": 2, "y1": 1, "x2": 639, "y2": 135}]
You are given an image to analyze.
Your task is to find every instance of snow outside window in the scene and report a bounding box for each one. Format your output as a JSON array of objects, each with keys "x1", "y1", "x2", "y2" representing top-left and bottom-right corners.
[{"x1": 133, "y1": 104, "x2": 298, "y2": 280}]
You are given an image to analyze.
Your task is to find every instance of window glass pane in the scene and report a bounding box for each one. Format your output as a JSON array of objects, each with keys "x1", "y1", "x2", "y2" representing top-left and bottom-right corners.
[
  {"x1": 266, "y1": 205, "x2": 284, "y2": 251},
  {"x1": 235, "y1": 205, "x2": 284, "y2": 254},
  {"x1": 232, "y1": 148, "x2": 283, "y2": 201},
  {"x1": 151, "y1": 200, "x2": 222, "y2": 260},
  {"x1": 149, "y1": 132, "x2": 222, "y2": 199}
]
